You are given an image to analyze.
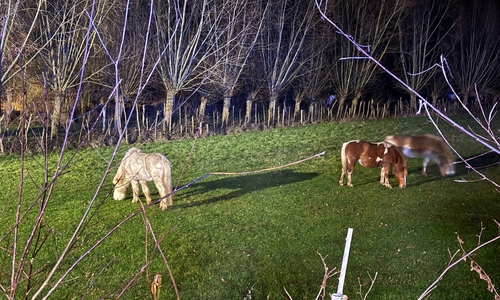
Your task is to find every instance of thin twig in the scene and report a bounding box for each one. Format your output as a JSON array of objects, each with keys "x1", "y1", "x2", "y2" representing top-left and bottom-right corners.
[{"x1": 357, "y1": 271, "x2": 378, "y2": 300}]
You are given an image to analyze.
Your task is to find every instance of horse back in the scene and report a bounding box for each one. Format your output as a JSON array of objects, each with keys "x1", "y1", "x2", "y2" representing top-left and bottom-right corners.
[
  {"x1": 385, "y1": 134, "x2": 451, "y2": 162},
  {"x1": 144, "y1": 153, "x2": 171, "y2": 175},
  {"x1": 343, "y1": 140, "x2": 379, "y2": 160},
  {"x1": 342, "y1": 140, "x2": 388, "y2": 168}
]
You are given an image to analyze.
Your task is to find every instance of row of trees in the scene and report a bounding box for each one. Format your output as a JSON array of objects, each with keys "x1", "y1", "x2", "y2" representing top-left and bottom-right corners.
[
  {"x1": 1, "y1": 1, "x2": 498, "y2": 299},
  {"x1": 1, "y1": 0, "x2": 500, "y2": 137}
]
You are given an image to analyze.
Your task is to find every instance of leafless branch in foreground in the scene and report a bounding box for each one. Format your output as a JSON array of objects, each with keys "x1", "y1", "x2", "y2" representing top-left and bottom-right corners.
[
  {"x1": 285, "y1": 252, "x2": 339, "y2": 300},
  {"x1": 357, "y1": 271, "x2": 378, "y2": 300},
  {"x1": 418, "y1": 221, "x2": 500, "y2": 300}
]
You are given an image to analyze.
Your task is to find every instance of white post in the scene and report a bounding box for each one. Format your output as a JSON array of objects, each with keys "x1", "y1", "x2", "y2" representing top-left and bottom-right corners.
[{"x1": 331, "y1": 228, "x2": 353, "y2": 300}]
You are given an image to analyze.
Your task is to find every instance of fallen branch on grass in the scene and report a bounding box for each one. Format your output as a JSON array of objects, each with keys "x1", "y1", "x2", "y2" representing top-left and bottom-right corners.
[
  {"x1": 211, "y1": 151, "x2": 326, "y2": 176},
  {"x1": 171, "y1": 151, "x2": 326, "y2": 193}
]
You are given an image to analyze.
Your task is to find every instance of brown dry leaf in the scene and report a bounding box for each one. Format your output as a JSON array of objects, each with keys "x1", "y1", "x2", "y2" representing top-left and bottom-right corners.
[{"x1": 470, "y1": 260, "x2": 498, "y2": 296}]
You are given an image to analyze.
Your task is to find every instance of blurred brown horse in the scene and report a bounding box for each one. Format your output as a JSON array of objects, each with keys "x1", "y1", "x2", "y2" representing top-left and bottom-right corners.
[
  {"x1": 339, "y1": 140, "x2": 407, "y2": 188},
  {"x1": 113, "y1": 147, "x2": 173, "y2": 210},
  {"x1": 385, "y1": 134, "x2": 455, "y2": 176}
]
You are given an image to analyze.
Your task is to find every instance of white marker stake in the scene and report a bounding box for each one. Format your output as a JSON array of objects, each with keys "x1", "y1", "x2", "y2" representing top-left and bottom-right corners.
[{"x1": 331, "y1": 228, "x2": 353, "y2": 300}]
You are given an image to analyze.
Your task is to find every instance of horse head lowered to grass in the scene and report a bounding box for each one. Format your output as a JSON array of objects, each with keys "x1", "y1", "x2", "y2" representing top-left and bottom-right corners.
[
  {"x1": 339, "y1": 140, "x2": 407, "y2": 188},
  {"x1": 113, "y1": 147, "x2": 173, "y2": 210},
  {"x1": 385, "y1": 134, "x2": 455, "y2": 176}
]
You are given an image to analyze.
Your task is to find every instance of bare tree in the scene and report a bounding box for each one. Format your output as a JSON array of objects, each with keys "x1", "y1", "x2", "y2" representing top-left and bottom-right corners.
[
  {"x1": 205, "y1": 0, "x2": 266, "y2": 126},
  {"x1": 94, "y1": 0, "x2": 157, "y2": 137},
  {"x1": 0, "y1": 0, "x2": 44, "y2": 152},
  {"x1": 395, "y1": 0, "x2": 458, "y2": 111},
  {"x1": 36, "y1": 0, "x2": 107, "y2": 138},
  {"x1": 154, "y1": 0, "x2": 217, "y2": 132},
  {"x1": 327, "y1": 0, "x2": 407, "y2": 117},
  {"x1": 242, "y1": 60, "x2": 265, "y2": 124},
  {"x1": 260, "y1": 0, "x2": 316, "y2": 126},
  {"x1": 1, "y1": 0, "x2": 43, "y2": 93},
  {"x1": 446, "y1": 1, "x2": 500, "y2": 106},
  {"x1": 292, "y1": 20, "x2": 333, "y2": 120}
]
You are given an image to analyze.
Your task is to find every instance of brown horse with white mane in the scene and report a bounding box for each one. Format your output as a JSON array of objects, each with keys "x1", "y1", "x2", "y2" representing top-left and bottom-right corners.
[
  {"x1": 385, "y1": 134, "x2": 455, "y2": 176},
  {"x1": 339, "y1": 140, "x2": 407, "y2": 188},
  {"x1": 113, "y1": 147, "x2": 173, "y2": 210}
]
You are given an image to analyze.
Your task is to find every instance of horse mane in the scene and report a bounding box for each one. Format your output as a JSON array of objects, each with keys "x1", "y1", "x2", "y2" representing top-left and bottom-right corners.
[
  {"x1": 114, "y1": 148, "x2": 142, "y2": 183},
  {"x1": 385, "y1": 142, "x2": 406, "y2": 165},
  {"x1": 124, "y1": 147, "x2": 142, "y2": 157}
]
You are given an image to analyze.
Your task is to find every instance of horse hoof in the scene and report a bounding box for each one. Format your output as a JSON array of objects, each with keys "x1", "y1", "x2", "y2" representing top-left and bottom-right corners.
[{"x1": 347, "y1": 183, "x2": 353, "y2": 187}]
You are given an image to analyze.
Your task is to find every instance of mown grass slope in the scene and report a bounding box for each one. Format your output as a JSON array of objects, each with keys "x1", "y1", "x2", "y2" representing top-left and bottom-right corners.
[{"x1": 1, "y1": 116, "x2": 499, "y2": 299}]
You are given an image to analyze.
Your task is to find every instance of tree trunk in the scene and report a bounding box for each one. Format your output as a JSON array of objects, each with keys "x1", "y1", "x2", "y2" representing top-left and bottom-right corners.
[
  {"x1": 336, "y1": 96, "x2": 347, "y2": 118},
  {"x1": 462, "y1": 91, "x2": 471, "y2": 107},
  {"x1": 51, "y1": 92, "x2": 64, "y2": 139},
  {"x1": 222, "y1": 95, "x2": 231, "y2": 126},
  {"x1": 4, "y1": 89, "x2": 14, "y2": 125},
  {"x1": 308, "y1": 103, "x2": 314, "y2": 122},
  {"x1": 163, "y1": 89, "x2": 176, "y2": 132},
  {"x1": 431, "y1": 90, "x2": 439, "y2": 106},
  {"x1": 267, "y1": 92, "x2": 278, "y2": 127},
  {"x1": 114, "y1": 92, "x2": 124, "y2": 136},
  {"x1": 101, "y1": 97, "x2": 107, "y2": 133},
  {"x1": 409, "y1": 93, "x2": 417, "y2": 113},
  {"x1": 198, "y1": 96, "x2": 207, "y2": 122},
  {"x1": 245, "y1": 95, "x2": 254, "y2": 124},
  {"x1": 350, "y1": 95, "x2": 361, "y2": 118}
]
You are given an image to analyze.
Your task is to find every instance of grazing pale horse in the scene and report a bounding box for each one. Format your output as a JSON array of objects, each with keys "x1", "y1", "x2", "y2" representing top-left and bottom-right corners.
[
  {"x1": 385, "y1": 134, "x2": 455, "y2": 176},
  {"x1": 113, "y1": 147, "x2": 173, "y2": 210},
  {"x1": 339, "y1": 140, "x2": 407, "y2": 188}
]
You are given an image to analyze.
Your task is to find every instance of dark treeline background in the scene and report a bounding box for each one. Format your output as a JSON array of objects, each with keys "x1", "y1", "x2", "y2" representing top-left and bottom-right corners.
[{"x1": 1, "y1": 0, "x2": 499, "y2": 150}]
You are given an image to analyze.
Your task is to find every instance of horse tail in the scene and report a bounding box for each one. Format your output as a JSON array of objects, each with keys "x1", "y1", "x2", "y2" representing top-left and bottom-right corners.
[
  {"x1": 340, "y1": 142, "x2": 348, "y2": 171},
  {"x1": 160, "y1": 155, "x2": 173, "y2": 208},
  {"x1": 162, "y1": 157, "x2": 172, "y2": 195}
]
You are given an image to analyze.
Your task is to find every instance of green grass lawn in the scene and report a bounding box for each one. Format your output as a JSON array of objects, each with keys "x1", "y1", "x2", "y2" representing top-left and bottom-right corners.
[{"x1": 1, "y1": 116, "x2": 499, "y2": 299}]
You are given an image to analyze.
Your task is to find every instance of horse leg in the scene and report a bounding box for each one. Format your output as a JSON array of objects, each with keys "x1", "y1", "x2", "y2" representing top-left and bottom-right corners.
[
  {"x1": 380, "y1": 165, "x2": 392, "y2": 188},
  {"x1": 131, "y1": 180, "x2": 141, "y2": 203},
  {"x1": 341, "y1": 159, "x2": 354, "y2": 187},
  {"x1": 159, "y1": 202, "x2": 168, "y2": 211},
  {"x1": 140, "y1": 181, "x2": 152, "y2": 204},
  {"x1": 339, "y1": 168, "x2": 346, "y2": 186},
  {"x1": 346, "y1": 169, "x2": 353, "y2": 187},
  {"x1": 156, "y1": 181, "x2": 172, "y2": 210},
  {"x1": 422, "y1": 157, "x2": 431, "y2": 175}
]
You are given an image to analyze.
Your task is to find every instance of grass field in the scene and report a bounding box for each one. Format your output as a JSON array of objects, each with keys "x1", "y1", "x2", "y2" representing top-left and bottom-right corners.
[{"x1": 1, "y1": 115, "x2": 499, "y2": 299}]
